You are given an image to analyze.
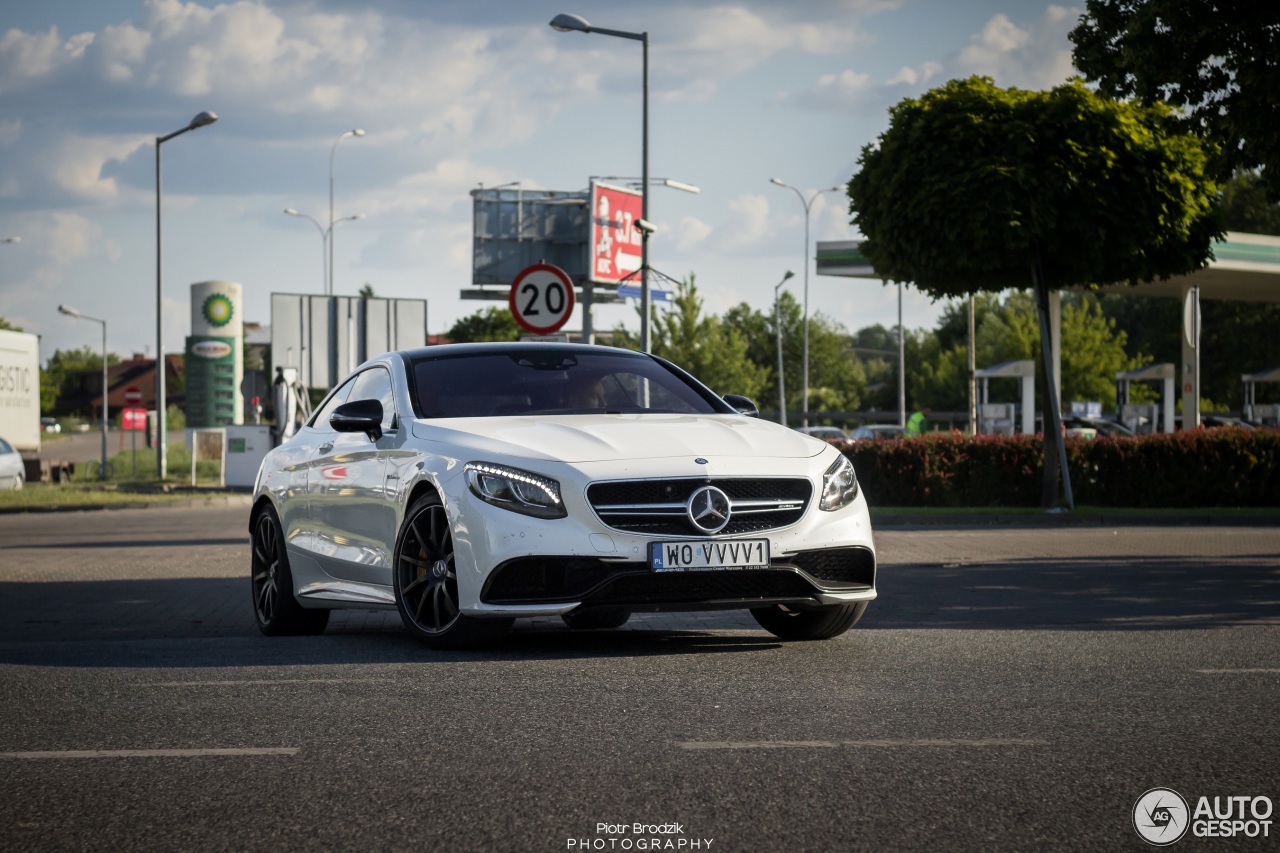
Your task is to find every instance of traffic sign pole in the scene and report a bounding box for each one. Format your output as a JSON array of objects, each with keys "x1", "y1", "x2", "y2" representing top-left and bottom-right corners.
[{"x1": 123, "y1": 387, "x2": 142, "y2": 477}]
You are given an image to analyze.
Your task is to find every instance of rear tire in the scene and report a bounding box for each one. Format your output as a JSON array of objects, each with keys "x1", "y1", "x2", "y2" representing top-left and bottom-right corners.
[
  {"x1": 750, "y1": 601, "x2": 867, "y2": 641},
  {"x1": 251, "y1": 506, "x2": 330, "y2": 636},
  {"x1": 393, "y1": 492, "x2": 512, "y2": 650},
  {"x1": 561, "y1": 607, "x2": 631, "y2": 630}
]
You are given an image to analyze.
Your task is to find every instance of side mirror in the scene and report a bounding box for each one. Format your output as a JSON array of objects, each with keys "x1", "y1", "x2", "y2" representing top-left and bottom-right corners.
[
  {"x1": 722, "y1": 394, "x2": 759, "y2": 418},
  {"x1": 331, "y1": 399, "x2": 384, "y2": 441}
]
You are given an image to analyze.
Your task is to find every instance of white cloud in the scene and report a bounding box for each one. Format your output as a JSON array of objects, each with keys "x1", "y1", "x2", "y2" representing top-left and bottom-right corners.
[
  {"x1": 674, "y1": 216, "x2": 713, "y2": 252},
  {"x1": 783, "y1": 5, "x2": 1080, "y2": 114},
  {"x1": 954, "y1": 6, "x2": 1081, "y2": 89},
  {"x1": 714, "y1": 194, "x2": 772, "y2": 252}
]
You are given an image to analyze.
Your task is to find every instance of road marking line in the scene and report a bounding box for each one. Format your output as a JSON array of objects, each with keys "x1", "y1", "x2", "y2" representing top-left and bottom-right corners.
[
  {"x1": 0, "y1": 748, "x2": 297, "y2": 760},
  {"x1": 147, "y1": 679, "x2": 378, "y2": 687},
  {"x1": 1194, "y1": 668, "x2": 1280, "y2": 674},
  {"x1": 678, "y1": 738, "x2": 1049, "y2": 750}
]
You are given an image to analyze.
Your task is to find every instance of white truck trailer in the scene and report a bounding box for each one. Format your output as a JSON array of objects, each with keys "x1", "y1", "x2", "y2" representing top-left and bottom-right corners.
[{"x1": 0, "y1": 329, "x2": 41, "y2": 453}]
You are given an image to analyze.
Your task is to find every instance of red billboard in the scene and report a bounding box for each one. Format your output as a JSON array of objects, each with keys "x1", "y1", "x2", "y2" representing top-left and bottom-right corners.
[
  {"x1": 590, "y1": 182, "x2": 643, "y2": 284},
  {"x1": 122, "y1": 408, "x2": 147, "y2": 432}
]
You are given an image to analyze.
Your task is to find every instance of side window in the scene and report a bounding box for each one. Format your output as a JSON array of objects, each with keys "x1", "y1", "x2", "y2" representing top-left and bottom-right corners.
[
  {"x1": 349, "y1": 367, "x2": 396, "y2": 431},
  {"x1": 0, "y1": 438, "x2": 11, "y2": 454},
  {"x1": 309, "y1": 376, "x2": 356, "y2": 430}
]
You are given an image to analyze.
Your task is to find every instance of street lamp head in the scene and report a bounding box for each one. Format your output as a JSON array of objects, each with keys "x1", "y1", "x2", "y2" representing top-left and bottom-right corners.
[
  {"x1": 188, "y1": 111, "x2": 218, "y2": 130},
  {"x1": 2, "y1": 236, "x2": 20, "y2": 244},
  {"x1": 284, "y1": 208, "x2": 299, "y2": 216},
  {"x1": 784, "y1": 270, "x2": 795, "y2": 281},
  {"x1": 57, "y1": 304, "x2": 80, "y2": 317},
  {"x1": 769, "y1": 177, "x2": 786, "y2": 187},
  {"x1": 550, "y1": 13, "x2": 591, "y2": 32},
  {"x1": 350, "y1": 128, "x2": 366, "y2": 138},
  {"x1": 662, "y1": 179, "x2": 700, "y2": 194}
]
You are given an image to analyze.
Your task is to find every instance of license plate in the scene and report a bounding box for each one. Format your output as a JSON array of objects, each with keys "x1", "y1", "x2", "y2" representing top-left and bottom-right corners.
[{"x1": 649, "y1": 539, "x2": 770, "y2": 572}]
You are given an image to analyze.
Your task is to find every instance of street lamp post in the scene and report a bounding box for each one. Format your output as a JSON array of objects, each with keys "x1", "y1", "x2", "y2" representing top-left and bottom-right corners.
[
  {"x1": 769, "y1": 179, "x2": 841, "y2": 428},
  {"x1": 550, "y1": 13, "x2": 652, "y2": 350},
  {"x1": 285, "y1": 209, "x2": 365, "y2": 295},
  {"x1": 155, "y1": 110, "x2": 217, "y2": 481},
  {"x1": 329, "y1": 129, "x2": 365, "y2": 296},
  {"x1": 774, "y1": 271, "x2": 795, "y2": 426},
  {"x1": 57, "y1": 304, "x2": 108, "y2": 480}
]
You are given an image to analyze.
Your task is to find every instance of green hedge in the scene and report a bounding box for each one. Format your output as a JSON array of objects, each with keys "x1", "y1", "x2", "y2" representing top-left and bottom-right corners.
[{"x1": 841, "y1": 428, "x2": 1280, "y2": 508}]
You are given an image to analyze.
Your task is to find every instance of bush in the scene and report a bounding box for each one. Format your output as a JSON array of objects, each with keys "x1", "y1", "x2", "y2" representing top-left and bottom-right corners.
[{"x1": 842, "y1": 428, "x2": 1280, "y2": 508}]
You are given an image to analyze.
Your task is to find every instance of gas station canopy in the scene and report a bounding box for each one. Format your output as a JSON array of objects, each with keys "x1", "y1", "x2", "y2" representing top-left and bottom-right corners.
[{"x1": 816, "y1": 231, "x2": 1280, "y2": 427}]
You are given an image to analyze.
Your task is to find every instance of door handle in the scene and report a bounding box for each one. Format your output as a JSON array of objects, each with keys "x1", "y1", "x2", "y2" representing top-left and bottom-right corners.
[{"x1": 318, "y1": 442, "x2": 334, "y2": 454}]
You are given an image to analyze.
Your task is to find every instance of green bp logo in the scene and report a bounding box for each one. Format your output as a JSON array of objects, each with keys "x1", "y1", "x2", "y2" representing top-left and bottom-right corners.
[{"x1": 202, "y1": 293, "x2": 234, "y2": 327}]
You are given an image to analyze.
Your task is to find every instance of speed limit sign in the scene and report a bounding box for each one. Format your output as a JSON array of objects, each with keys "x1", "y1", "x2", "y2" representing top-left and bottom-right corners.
[{"x1": 509, "y1": 263, "x2": 576, "y2": 334}]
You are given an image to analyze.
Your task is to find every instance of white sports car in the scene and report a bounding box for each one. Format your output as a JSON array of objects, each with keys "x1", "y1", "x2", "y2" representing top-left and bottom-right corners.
[{"x1": 250, "y1": 343, "x2": 877, "y2": 648}]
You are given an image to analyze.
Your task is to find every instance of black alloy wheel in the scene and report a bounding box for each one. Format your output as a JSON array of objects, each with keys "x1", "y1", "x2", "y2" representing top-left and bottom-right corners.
[
  {"x1": 251, "y1": 506, "x2": 330, "y2": 636},
  {"x1": 750, "y1": 601, "x2": 867, "y2": 641},
  {"x1": 393, "y1": 493, "x2": 512, "y2": 649}
]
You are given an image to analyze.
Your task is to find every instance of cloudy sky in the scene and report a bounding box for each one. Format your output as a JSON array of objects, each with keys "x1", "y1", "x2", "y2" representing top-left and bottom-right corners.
[{"x1": 0, "y1": 0, "x2": 1081, "y2": 363}]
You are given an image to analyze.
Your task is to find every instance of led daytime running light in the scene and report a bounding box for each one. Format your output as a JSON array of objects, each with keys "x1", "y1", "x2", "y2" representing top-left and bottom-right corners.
[{"x1": 464, "y1": 462, "x2": 566, "y2": 519}]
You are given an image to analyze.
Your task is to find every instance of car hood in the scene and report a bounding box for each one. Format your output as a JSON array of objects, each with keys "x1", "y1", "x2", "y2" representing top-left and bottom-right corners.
[{"x1": 412, "y1": 413, "x2": 826, "y2": 464}]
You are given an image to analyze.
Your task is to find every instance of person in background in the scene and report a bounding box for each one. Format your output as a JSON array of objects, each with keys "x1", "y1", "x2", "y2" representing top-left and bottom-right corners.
[{"x1": 904, "y1": 405, "x2": 930, "y2": 437}]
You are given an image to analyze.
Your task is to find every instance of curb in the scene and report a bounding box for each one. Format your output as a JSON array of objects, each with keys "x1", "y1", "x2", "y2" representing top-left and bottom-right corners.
[{"x1": 0, "y1": 495, "x2": 254, "y2": 515}]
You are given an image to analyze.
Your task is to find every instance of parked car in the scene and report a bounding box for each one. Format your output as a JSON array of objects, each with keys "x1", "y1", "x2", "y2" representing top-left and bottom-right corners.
[
  {"x1": 0, "y1": 436, "x2": 24, "y2": 489},
  {"x1": 849, "y1": 424, "x2": 904, "y2": 441},
  {"x1": 249, "y1": 343, "x2": 877, "y2": 649},
  {"x1": 1061, "y1": 416, "x2": 1137, "y2": 438},
  {"x1": 795, "y1": 425, "x2": 849, "y2": 442},
  {"x1": 39, "y1": 417, "x2": 61, "y2": 434}
]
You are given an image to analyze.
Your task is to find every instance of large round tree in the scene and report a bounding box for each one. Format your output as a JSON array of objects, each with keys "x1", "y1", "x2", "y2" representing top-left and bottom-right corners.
[{"x1": 848, "y1": 76, "x2": 1221, "y2": 508}]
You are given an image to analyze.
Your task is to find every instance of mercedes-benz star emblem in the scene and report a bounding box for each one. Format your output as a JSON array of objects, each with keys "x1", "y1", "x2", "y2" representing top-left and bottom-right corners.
[{"x1": 686, "y1": 485, "x2": 732, "y2": 534}]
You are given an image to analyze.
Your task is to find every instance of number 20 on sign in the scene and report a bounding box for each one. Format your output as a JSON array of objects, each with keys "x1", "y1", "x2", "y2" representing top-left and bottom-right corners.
[{"x1": 509, "y1": 263, "x2": 576, "y2": 335}]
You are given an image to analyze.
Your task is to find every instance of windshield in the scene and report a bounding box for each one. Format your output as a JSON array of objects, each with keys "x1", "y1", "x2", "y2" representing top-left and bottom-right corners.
[{"x1": 410, "y1": 348, "x2": 728, "y2": 418}]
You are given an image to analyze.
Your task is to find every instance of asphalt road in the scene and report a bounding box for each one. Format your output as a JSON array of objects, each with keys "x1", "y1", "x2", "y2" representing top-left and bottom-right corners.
[{"x1": 0, "y1": 507, "x2": 1277, "y2": 852}]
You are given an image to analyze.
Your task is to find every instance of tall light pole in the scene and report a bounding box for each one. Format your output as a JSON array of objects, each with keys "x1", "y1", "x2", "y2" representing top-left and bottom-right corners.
[
  {"x1": 550, "y1": 13, "x2": 651, "y2": 350},
  {"x1": 57, "y1": 305, "x2": 108, "y2": 480},
  {"x1": 770, "y1": 179, "x2": 841, "y2": 428},
  {"x1": 285, "y1": 209, "x2": 365, "y2": 294},
  {"x1": 774, "y1": 271, "x2": 795, "y2": 426},
  {"x1": 156, "y1": 110, "x2": 217, "y2": 480},
  {"x1": 329, "y1": 129, "x2": 365, "y2": 296}
]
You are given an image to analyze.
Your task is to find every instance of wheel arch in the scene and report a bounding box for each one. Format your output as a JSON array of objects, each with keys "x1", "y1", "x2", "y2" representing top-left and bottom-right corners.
[{"x1": 249, "y1": 494, "x2": 277, "y2": 532}]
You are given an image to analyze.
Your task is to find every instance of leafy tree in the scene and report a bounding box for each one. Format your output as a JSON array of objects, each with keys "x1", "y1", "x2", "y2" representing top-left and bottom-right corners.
[
  {"x1": 723, "y1": 291, "x2": 867, "y2": 417},
  {"x1": 0, "y1": 316, "x2": 19, "y2": 331},
  {"x1": 1218, "y1": 171, "x2": 1280, "y2": 235},
  {"x1": 358, "y1": 283, "x2": 376, "y2": 299},
  {"x1": 1070, "y1": 1, "x2": 1280, "y2": 198},
  {"x1": 848, "y1": 76, "x2": 1220, "y2": 508},
  {"x1": 44, "y1": 346, "x2": 122, "y2": 416},
  {"x1": 617, "y1": 276, "x2": 768, "y2": 400},
  {"x1": 447, "y1": 306, "x2": 520, "y2": 343}
]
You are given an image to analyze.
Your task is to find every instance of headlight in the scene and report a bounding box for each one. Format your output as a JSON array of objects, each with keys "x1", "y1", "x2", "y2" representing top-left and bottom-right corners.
[
  {"x1": 820, "y1": 454, "x2": 859, "y2": 511},
  {"x1": 464, "y1": 462, "x2": 566, "y2": 519}
]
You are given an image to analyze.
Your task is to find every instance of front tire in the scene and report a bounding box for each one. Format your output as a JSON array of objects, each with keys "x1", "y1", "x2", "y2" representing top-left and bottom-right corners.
[
  {"x1": 393, "y1": 492, "x2": 512, "y2": 650},
  {"x1": 251, "y1": 506, "x2": 329, "y2": 636},
  {"x1": 750, "y1": 601, "x2": 867, "y2": 641}
]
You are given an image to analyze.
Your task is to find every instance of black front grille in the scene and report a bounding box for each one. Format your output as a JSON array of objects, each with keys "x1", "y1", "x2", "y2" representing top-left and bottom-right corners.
[{"x1": 587, "y1": 477, "x2": 812, "y2": 537}]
